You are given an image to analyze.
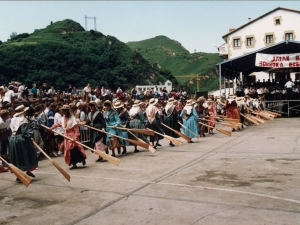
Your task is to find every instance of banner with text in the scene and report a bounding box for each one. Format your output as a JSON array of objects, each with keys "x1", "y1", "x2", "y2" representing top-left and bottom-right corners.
[{"x1": 255, "y1": 53, "x2": 300, "y2": 68}]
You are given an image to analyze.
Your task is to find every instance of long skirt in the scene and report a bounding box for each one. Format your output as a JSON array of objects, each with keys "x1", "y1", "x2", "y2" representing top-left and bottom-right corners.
[{"x1": 69, "y1": 147, "x2": 86, "y2": 166}]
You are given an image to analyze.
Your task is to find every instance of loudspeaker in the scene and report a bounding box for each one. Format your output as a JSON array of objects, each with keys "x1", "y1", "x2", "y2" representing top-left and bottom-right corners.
[{"x1": 196, "y1": 91, "x2": 208, "y2": 99}]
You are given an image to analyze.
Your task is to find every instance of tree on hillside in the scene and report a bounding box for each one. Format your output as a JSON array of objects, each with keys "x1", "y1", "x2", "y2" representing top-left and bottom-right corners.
[{"x1": 10, "y1": 32, "x2": 17, "y2": 40}]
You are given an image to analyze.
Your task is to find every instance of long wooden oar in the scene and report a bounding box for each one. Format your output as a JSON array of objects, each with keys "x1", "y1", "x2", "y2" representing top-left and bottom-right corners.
[
  {"x1": 107, "y1": 126, "x2": 154, "y2": 136},
  {"x1": 259, "y1": 111, "x2": 274, "y2": 120},
  {"x1": 199, "y1": 118, "x2": 239, "y2": 130},
  {"x1": 178, "y1": 122, "x2": 199, "y2": 139},
  {"x1": 161, "y1": 122, "x2": 192, "y2": 143},
  {"x1": 0, "y1": 156, "x2": 32, "y2": 187},
  {"x1": 239, "y1": 113, "x2": 259, "y2": 126},
  {"x1": 82, "y1": 124, "x2": 152, "y2": 152},
  {"x1": 41, "y1": 124, "x2": 120, "y2": 166},
  {"x1": 266, "y1": 110, "x2": 281, "y2": 117},
  {"x1": 198, "y1": 122, "x2": 231, "y2": 137},
  {"x1": 147, "y1": 128, "x2": 183, "y2": 146},
  {"x1": 223, "y1": 117, "x2": 240, "y2": 123},
  {"x1": 248, "y1": 114, "x2": 266, "y2": 124},
  {"x1": 32, "y1": 141, "x2": 70, "y2": 182},
  {"x1": 127, "y1": 130, "x2": 156, "y2": 154}
]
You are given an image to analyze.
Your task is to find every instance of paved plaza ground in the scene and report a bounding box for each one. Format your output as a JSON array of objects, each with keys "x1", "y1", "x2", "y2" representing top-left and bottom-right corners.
[{"x1": 1, "y1": 117, "x2": 300, "y2": 225}]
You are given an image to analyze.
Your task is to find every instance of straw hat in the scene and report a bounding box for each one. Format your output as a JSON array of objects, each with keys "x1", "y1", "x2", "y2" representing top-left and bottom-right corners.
[
  {"x1": 186, "y1": 99, "x2": 193, "y2": 106},
  {"x1": 196, "y1": 97, "x2": 205, "y2": 103},
  {"x1": 207, "y1": 98, "x2": 214, "y2": 102},
  {"x1": 168, "y1": 97, "x2": 177, "y2": 103},
  {"x1": 62, "y1": 105, "x2": 70, "y2": 110},
  {"x1": 103, "y1": 100, "x2": 112, "y2": 107},
  {"x1": 133, "y1": 100, "x2": 143, "y2": 106},
  {"x1": 14, "y1": 105, "x2": 29, "y2": 116},
  {"x1": 113, "y1": 101, "x2": 124, "y2": 109},
  {"x1": 149, "y1": 98, "x2": 158, "y2": 105},
  {"x1": 88, "y1": 101, "x2": 97, "y2": 106}
]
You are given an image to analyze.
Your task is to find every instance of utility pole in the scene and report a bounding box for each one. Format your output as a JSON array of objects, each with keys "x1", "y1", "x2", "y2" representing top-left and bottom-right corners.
[{"x1": 85, "y1": 15, "x2": 97, "y2": 31}]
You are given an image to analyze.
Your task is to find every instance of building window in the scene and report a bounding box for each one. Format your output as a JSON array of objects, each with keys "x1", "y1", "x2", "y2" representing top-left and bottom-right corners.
[
  {"x1": 233, "y1": 39, "x2": 240, "y2": 47},
  {"x1": 246, "y1": 37, "x2": 254, "y2": 46},
  {"x1": 285, "y1": 33, "x2": 293, "y2": 40},
  {"x1": 266, "y1": 35, "x2": 273, "y2": 44},
  {"x1": 275, "y1": 19, "x2": 280, "y2": 25}
]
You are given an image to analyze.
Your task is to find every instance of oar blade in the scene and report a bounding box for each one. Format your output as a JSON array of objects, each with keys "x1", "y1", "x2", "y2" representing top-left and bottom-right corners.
[
  {"x1": 216, "y1": 128, "x2": 232, "y2": 137},
  {"x1": 8, "y1": 163, "x2": 32, "y2": 187},
  {"x1": 164, "y1": 134, "x2": 183, "y2": 146},
  {"x1": 94, "y1": 150, "x2": 121, "y2": 166},
  {"x1": 52, "y1": 161, "x2": 70, "y2": 182}
]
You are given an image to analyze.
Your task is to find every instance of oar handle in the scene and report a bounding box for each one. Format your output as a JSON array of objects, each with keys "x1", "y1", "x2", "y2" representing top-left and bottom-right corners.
[
  {"x1": 32, "y1": 140, "x2": 53, "y2": 162},
  {"x1": 178, "y1": 121, "x2": 198, "y2": 138},
  {"x1": 198, "y1": 121, "x2": 214, "y2": 129}
]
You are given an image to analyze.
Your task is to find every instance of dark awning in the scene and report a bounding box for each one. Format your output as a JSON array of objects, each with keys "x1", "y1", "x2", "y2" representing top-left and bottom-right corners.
[{"x1": 216, "y1": 40, "x2": 300, "y2": 79}]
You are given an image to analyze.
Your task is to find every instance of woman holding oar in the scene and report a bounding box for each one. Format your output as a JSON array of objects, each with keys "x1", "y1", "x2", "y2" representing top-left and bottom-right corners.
[
  {"x1": 163, "y1": 97, "x2": 180, "y2": 146},
  {"x1": 51, "y1": 105, "x2": 86, "y2": 169},
  {"x1": 180, "y1": 99, "x2": 198, "y2": 142},
  {"x1": 103, "y1": 100, "x2": 124, "y2": 157},
  {"x1": 9, "y1": 105, "x2": 38, "y2": 180},
  {"x1": 146, "y1": 98, "x2": 164, "y2": 149},
  {"x1": 129, "y1": 100, "x2": 151, "y2": 152}
]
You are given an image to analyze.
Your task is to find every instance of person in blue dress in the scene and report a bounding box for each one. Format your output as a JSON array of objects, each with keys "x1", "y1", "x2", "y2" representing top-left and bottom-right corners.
[
  {"x1": 180, "y1": 99, "x2": 198, "y2": 142},
  {"x1": 103, "y1": 100, "x2": 124, "y2": 157}
]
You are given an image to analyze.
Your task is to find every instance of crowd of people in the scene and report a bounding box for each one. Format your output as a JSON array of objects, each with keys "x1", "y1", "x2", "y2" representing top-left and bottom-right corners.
[
  {"x1": 235, "y1": 78, "x2": 300, "y2": 100},
  {"x1": 0, "y1": 80, "x2": 272, "y2": 181}
]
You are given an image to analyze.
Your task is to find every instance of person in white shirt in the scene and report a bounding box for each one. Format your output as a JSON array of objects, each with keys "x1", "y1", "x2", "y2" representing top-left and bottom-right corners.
[
  {"x1": 18, "y1": 83, "x2": 25, "y2": 93},
  {"x1": 47, "y1": 86, "x2": 56, "y2": 97},
  {"x1": 2, "y1": 86, "x2": 14, "y2": 106},
  {"x1": 83, "y1": 83, "x2": 91, "y2": 103},
  {"x1": 285, "y1": 78, "x2": 294, "y2": 100}
]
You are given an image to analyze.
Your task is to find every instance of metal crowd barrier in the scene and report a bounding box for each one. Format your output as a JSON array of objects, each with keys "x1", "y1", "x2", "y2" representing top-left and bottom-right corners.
[
  {"x1": 80, "y1": 127, "x2": 90, "y2": 144},
  {"x1": 265, "y1": 100, "x2": 300, "y2": 117}
]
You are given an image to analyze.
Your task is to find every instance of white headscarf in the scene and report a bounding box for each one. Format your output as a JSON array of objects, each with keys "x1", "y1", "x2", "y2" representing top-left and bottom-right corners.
[{"x1": 129, "y1": 105, "x2": 140, "y2": 118}]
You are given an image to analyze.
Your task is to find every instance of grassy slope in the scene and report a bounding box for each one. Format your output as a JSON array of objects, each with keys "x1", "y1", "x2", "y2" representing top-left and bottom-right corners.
[{"x1": 127, "y1": 35, "x2": 223, "y2": 92}]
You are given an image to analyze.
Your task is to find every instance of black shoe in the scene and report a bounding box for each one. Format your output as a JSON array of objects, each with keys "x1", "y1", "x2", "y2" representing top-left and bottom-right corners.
[
  {"x1": 122, "y1": 150, "x2": 127, "y2": 154},
  {"x1": 26, "y1": 171, "x2": 35, "y2": 178},
  {"x1": 111, "y1": 154, "x2": 116, "y2": 157},
  {"x1": 105, "y1": 149, "x2": 109, "y2": 154},
  {"x1": 169, "y1": 143, "x2": 175, "y2": 147},
  {"x1": 82, "y1": 159, "x2": 86, "y2": 166},
  {"x1": 96, "y1": 157, "x2": 103, "y2": 162},
  {"x1": 70, "y1": 165, "x2": 77, "y2": 170},
  {"x1": 16, "y1": 178, "x2": 21, "y2": 182},
  {"x1": 189, "y1": 140, "x2": 194, "y2": 143},
  {"x1": 117, "y1": 149, "x2": 121, "y2": 154},
  {"x1": 134, "y1": 150, "x2": 140, "y2": 153},
  {"x1": 156, "y1": 143, "x2": 162, "y2": 146},
  {"x1": 153, "y1": 146, "x2": 157, "y2": 149}
]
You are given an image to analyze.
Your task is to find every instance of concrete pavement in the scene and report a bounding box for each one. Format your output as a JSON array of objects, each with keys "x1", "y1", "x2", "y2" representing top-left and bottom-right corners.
[{"x1": 1, "y1": 117, "x2": 300, "y2": 225}]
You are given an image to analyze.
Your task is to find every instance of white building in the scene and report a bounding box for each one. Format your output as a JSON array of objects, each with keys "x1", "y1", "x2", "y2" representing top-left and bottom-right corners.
[
  {"x1": 136, "y1": 80, "x2": 172, "y2": 92},
  {"x1": 218, "y1": 7, "x2": 300, "y2": 83}
]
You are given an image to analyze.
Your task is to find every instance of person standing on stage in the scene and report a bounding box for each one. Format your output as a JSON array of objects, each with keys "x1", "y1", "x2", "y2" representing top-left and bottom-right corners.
[
  {"x1": 180, "y1": 99, "x2": 198, "y2": 141},
  {"x1": 9, "y1": 105, "x2": 38, "y2": 180},
  {"x1": 146, "y1": 98, "x2": 164, "y2": 149},
  {"x1": 163, "y1": 97, "x2": 180, "y2": 146},
  {"x1": 51, "y1": 105, "x2": 86, "y2": 169}
]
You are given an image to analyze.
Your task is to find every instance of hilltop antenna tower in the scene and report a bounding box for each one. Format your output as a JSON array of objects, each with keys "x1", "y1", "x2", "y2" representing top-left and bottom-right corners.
[{"x1": 85, "y1": 15, "x2": 97, "y2": 31}]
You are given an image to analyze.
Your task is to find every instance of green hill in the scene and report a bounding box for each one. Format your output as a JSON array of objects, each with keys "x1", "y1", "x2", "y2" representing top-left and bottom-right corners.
[
  {"x1": 127, "y1": 36, "x2": 223, "y2": 92},
  {"x1": 0, "y1": 20, "x2": 177, "y2": 91}
]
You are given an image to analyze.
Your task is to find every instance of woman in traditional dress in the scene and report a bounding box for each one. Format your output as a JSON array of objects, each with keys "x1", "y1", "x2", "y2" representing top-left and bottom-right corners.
[
  {"x1": 225, "y1": 94, "x2": 241, "y2": 131},
  {"x1": 146, "y1": 98, "x2": 164, "y2": 148},
  {"x1": 180, "y1": 99, "x2": 198, "y2": 142},
  {"x1": 114, "y1": 101, "x2": 130, "y2": 154},
  {"x1": 195, "y1": 97, "x2": 208, "y2": 137},
  {"x1": 80, "y1": 101, "x2": 106, "y2": 162},
  {"x1": 103, "y1": 100, "x2": 124, "y2": 157},
  {"x1": 163, "y1": 97, "x2": 180, "y2": 146},
  {"x1": 207, "y1": 99, "x2": 217, "y2": 134},
  {"x1": 129, "y1": 100, "x2": 150, "y2": 152},
  {"x1": 51, "y1": 105, "x2": 86, "y2": 169},
  {"x1": 9, "y1": 105, "x2": 38, "y2": 179}
]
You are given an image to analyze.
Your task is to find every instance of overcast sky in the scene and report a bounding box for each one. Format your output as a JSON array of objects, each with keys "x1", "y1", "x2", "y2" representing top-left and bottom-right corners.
[{"x1": 0, "y1": 1, "x2": 299, "y2": 53}]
